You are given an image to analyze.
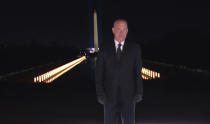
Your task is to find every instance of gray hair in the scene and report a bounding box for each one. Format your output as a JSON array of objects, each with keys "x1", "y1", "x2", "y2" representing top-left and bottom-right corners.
[{"x1": 113, "y1": 19, "x2": 128, "y2": 27}]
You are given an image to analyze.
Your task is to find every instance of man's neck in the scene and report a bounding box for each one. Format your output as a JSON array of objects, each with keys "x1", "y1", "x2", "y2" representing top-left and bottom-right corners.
[
  {"x1": 114, "y1": 39, "x2": 124, "y2": 43},
  {"x1": 114, "y1": 39, "x2": 125, "y2": 44}
]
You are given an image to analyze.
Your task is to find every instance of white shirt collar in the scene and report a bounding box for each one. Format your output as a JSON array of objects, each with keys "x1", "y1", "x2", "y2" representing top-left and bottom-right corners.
[{"x1": 114, "y1": 39, "x2": 125, "y2": 51}]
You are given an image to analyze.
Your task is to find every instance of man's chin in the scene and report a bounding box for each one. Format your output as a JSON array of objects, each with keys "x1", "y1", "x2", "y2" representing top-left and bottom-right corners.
[{"x1": 116, "y1": 38, "x2": 126, "y2": 42}]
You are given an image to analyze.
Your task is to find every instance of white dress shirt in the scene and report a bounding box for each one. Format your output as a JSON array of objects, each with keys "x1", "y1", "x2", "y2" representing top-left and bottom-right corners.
[{"x1": 114, "y1": 40, "x2": 125, "y2": 52}]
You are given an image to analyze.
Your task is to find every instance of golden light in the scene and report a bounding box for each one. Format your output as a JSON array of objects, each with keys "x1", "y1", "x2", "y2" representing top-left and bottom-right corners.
[
  {"x1": 34, "y1": 56, "x2": 86, "y2": 83},
  {"x1": 141, "y1": 67, "x2": 160, "y2": 80}
]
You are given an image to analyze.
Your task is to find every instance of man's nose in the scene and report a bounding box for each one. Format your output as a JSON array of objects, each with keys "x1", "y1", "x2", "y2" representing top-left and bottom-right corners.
[{"x1": 119, "y1": 31, "x2": 124, "y2": 34}]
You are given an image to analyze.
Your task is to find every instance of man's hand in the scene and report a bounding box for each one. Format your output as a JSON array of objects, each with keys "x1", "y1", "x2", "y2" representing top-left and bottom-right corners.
[
  {"x1": 97, "y1": 96, "x2": 105, "y2": 105},
  {"x1": 135, "y1": 94, "x2": 143, "y2": 103}
]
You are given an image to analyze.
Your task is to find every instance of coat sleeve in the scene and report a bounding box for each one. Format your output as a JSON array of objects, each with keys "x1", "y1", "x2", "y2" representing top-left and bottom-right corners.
[
  {"x1": 95, "y1": 50, "x2": 105, "y2": 97},
  {"x1": 135, "y1": 44, "x2": 143, "y2": 96}
]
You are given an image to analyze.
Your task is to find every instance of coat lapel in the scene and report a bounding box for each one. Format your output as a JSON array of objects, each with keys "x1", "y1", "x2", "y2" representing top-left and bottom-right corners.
[
  {"x1": 110, "y1": 41, "x2": 117, "y2": 58},
  {"x1": 121, "y1": 41, "x2": 129, "y2": 59}
]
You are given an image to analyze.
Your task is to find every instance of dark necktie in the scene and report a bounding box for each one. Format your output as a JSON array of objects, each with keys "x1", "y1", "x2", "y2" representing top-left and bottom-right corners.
[{"x1": 116, "y1": 43, "x2": 122, "y2": 60}]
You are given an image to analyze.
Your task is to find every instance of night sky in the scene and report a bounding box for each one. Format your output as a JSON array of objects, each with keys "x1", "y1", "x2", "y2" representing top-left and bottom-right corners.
[{"x1": 0, "y1": 0, "x2": 210, "y2": 70}]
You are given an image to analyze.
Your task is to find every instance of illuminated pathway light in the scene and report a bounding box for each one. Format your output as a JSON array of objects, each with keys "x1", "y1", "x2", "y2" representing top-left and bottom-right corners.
[
  {"x1": 141, "y1": 67, "x2": 160, "y2": 80},
  {"x1": 34, "y1": 56, "x2": 86, "y2": 83},
  {"x1": 34, "y1": 56, "x2": 159, "y2": 83}
]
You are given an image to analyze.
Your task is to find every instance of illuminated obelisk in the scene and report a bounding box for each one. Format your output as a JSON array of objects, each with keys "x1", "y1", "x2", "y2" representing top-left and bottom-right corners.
[{"x1": 93, "y1": 10, "x2": 99, "y2": 53}]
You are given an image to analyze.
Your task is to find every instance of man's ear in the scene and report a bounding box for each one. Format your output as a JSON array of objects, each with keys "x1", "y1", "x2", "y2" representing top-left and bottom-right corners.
[{"x1": 112, "y1": 27, "x2": 114, "y2": 34}]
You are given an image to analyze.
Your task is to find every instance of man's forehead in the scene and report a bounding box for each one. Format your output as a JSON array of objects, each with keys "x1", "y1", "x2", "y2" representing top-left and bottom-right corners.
[{"x1": 114, "y1": 21, "x2": 127, "y2": 27}]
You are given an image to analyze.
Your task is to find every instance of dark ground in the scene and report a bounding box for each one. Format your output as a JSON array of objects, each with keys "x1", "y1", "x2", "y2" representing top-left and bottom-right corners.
[{"x1": 0, "y1": 49, "x2": 210, "y2": 124}]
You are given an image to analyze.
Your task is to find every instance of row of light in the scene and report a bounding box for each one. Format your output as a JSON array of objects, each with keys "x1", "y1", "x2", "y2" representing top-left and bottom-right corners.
[
  {"x1": 33, "y1": 56, "x2": 159, "y2": 83},
  {"x1": 141, "y1": 67, "x2": 160, "y2": 80},
  {"x1": 34, "y1": 56, "x2": 86, "y2": 83}
]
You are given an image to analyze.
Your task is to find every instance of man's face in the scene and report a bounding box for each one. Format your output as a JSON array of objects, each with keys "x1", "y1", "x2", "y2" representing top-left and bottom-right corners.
[{"x1": 112, "y1": 21, "x2": 128, "y2": 43}]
